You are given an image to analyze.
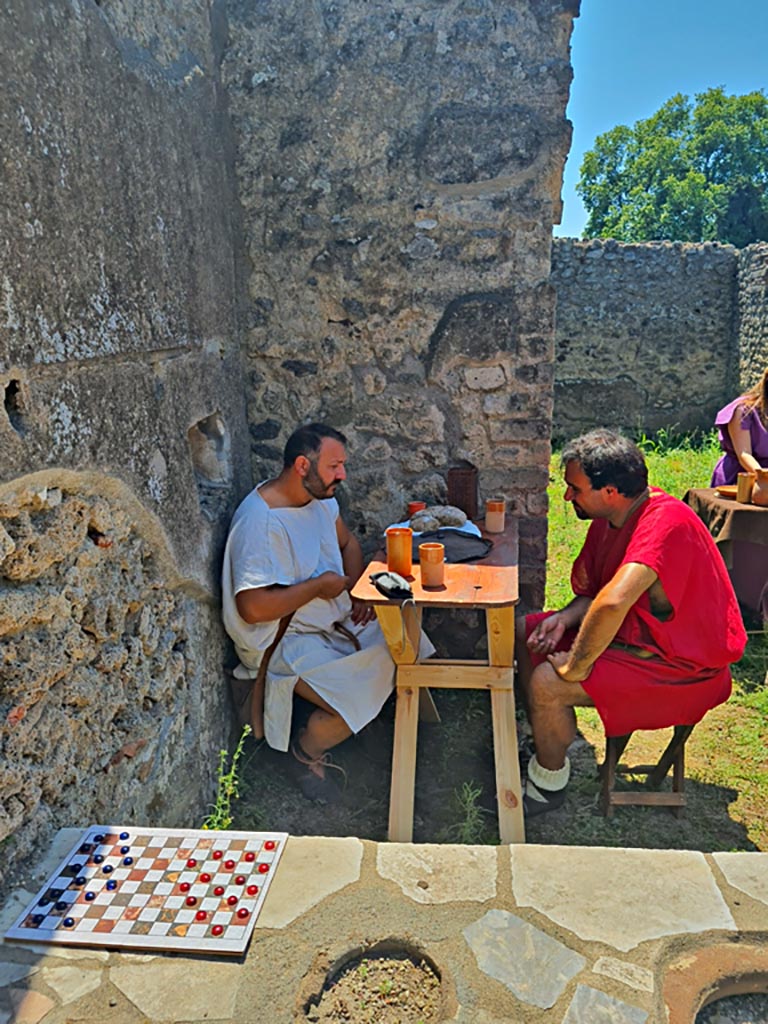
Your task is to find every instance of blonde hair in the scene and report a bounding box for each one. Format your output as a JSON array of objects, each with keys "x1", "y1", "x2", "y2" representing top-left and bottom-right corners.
[{"x1": 741, "y1": 368, "x2": 768, "y2": 422}]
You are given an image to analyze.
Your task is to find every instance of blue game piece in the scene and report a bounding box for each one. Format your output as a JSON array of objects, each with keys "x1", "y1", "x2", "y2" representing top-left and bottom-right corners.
[
  {"x1": 85, "y1": 892, "x2": 96, "y2": 902},
  {"x1": 38, "y1": 895, "x2": 51, "y2": 907},
  {"x1": 93, "y1": 854, "x2": 104, "y2": 864},
  {"x1": 123, "y1": 857, "x2": 133, "y2": 866},
  {"x1": 31, "y1": 914, "x2": 45, "y2": 926},
  {"x1": 50, "y1": 888, "x2": 63, "y2": 899},
  {"x1": 106, "y1": 880, "x2": 117, "y2": 891},
  {"x1": 94, "y1": 834, "x2": 105, "y2": 842},
  {"x1": 63, "y1": 918, "x2": 75, "y2": 928},
  {"x1": 74, "y1": 876, "x2": 86, "y2": 887},
  {"x1": 119, "y1": 831, "x2": 129, "y2": 840},
  {"x1": 79, "y1": 843, "x2": 92, "y2": 854},
  {"x1": 55, "y1": 901, "x2": 68, "y2": 911},
  {"x1": 102, "y1": 864, "x2": 113, "y2": 874},
  {"x1": 120, "y1": 846, "x2": 130, "y2": 855},
  {"x1": 69, "y1": 863, "x2": 82, "y2": 875}
]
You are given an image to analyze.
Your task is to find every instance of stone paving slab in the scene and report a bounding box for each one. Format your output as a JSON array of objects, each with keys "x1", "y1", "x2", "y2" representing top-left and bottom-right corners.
[{"x1": 0, "y1": 833, "x2": 764, "y2": 1024}]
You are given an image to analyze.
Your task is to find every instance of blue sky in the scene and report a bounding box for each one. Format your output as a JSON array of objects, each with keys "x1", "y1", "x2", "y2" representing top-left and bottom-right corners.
[{"x1": 556, "y1": 0, "x2": 768, "y2": 238}]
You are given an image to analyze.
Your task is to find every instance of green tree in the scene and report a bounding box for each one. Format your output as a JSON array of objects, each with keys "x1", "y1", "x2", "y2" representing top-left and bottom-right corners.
[{"x1": 577, "y1": 87, "x2": 768, "y2": 246}]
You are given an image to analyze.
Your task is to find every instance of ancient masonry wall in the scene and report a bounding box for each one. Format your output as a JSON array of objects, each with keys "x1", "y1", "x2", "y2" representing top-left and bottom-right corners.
[
  {"x1": 223, "y1": 0, "x2": 580, "y2": 610},
  {"x1": 737, "y1": 243, "x2": 768, "y2": 390},
  {"x1": 551, "y1": 238, "x2": 740, "y2": 440},
  {"x1": 0, "y1": 1, "x2": 251, "y2": 878}
]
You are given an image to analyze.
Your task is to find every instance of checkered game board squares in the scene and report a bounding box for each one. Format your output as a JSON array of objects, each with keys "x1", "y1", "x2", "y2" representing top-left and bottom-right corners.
[{"x1": 4, "y1": 825, "x2": 288, "y2": 955}]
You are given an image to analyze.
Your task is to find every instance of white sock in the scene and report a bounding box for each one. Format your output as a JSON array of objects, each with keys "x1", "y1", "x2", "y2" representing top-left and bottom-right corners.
[{"x1": 527, "y1": 753, "x2": 570, "y2": 798}]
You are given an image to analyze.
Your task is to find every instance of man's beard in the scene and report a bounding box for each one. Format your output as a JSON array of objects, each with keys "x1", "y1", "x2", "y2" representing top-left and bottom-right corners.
[
  {"x1": 303, "y1": 461, "x2": 337, "y2": 500},
  {"x1": 572, "y1": 503, "x2": 589, "y2": 520}
]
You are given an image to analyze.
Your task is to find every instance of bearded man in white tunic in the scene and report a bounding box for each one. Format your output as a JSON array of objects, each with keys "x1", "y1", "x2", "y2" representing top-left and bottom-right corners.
[{"x1": 222, "y1": 423, "x2": 434, "y2": 803}]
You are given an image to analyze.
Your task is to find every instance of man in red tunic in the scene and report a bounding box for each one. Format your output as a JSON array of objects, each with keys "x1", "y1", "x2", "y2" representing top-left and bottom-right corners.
[{"x1": 517, "y1": 429, "x2": 747, "y2": 817}]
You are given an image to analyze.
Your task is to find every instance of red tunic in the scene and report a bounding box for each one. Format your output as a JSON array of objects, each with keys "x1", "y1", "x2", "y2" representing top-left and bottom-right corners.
[{"x1": 529, "y1": 489, "x2": 747, "y2": 736}]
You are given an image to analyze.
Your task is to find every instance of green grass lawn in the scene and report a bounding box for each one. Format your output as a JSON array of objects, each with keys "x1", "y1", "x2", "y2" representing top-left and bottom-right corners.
[{"x1": 541, "y1": 431, "x2": 768, "y2": 851}]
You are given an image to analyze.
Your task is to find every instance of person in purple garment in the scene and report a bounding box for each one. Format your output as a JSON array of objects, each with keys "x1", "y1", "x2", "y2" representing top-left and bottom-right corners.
[{"x1": 710, "y1": 368, "x2": 768, "y2": 486}]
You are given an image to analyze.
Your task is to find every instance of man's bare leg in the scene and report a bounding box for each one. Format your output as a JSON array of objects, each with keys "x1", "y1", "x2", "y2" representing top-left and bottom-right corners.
[
  {"x1": 521, "y1": 660, "x2": 594, "y2": 816},
  {"x1": 293, "y1": 678, "x2": 352, "y2": 778}
]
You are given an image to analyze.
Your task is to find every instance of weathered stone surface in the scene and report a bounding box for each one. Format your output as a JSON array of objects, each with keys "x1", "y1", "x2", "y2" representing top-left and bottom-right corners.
[
  {"x1": 463, "y1": 909, "x2": 586, "y2": 1009},
  {"x1": 224, "y1": 0, "x2": 577, "y2": 607},
  {"x1": 259, "y1": 837, "x2": 363, "y2": 929},
  {"x1": 40, "y1": 965, "x2": 103, "y2": 1004},
  {"x1": 110, "y1": 960, "x2": 240, "y2": 1020},
  {"x1": 562, "y1": 983, "x2": 648, "y2": 1023},
  {"x1": 551, "y1": 238, "x2": 738, "y2": 438},
  {"x1": 511, "y1": 846, "x2": 736, "y2": 952},
  {"x1": 376, "y1": 843, "x2": 497, "y2": 905},
  {"x1": 592, "y1": 957, "x2": 655, "y2": 993},
  {"x1": 712, "y1": 851, "x2": 768, "y2": 906},
  {"x1": 7, "y1": 989, "x2": 54, "y2": 1024}
]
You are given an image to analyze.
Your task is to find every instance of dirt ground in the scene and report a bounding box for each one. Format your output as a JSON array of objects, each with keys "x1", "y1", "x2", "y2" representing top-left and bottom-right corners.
[{"x1": 230, "y1": 688, "x2": 759, "y2": 853}]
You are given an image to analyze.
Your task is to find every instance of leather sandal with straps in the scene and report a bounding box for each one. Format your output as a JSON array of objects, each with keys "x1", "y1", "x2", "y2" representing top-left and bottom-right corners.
[{"x1": 289, "y1": 739, "x2": 347, "y2": 805}]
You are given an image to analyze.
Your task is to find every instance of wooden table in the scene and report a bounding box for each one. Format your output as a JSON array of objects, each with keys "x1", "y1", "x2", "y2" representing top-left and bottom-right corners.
[
  {"x1": 683, "y1": 488, "x2": 768, "y2": 621},
  {"x1": 351, "y1": 519, "x2": 525, "y2": 845}
]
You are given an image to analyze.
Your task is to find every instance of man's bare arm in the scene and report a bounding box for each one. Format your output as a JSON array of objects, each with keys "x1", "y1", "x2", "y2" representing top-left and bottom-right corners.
[
  {"x1": 336, "y1": 516, "x2": 376, "y2": 625},
  {"x1": 549, "y1": 562, "x2": 658, "y2": 682},
  {"x1": 527, "y1": 594, "x2": 593, "y2": 655},
  {"x1": 235, "y1": 572, "x2": 349, "y2": 624}
]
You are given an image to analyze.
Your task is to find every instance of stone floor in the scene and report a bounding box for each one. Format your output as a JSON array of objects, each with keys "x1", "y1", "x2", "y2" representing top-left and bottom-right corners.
[{"x1": 1, "y1": 829, "x2": 767, "y2": 1023}]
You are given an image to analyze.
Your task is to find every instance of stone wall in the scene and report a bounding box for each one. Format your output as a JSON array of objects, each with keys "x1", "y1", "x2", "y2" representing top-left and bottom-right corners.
[
  {"x1": 737, "y1": 243, "x2": 768, "y2": 390},
  {"x1": 0, "y1": 1, "x2": 251, "y2": 876},
  {"x1": 223, "y1": 0, "x2": 580, "y2": 609},
  {"x1": 551, "y1": 239, "x2": 740, "y2": 440}
]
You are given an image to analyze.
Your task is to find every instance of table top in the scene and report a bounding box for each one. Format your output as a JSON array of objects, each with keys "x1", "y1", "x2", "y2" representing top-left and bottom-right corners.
[
  {"x1": 351, "y1": 518, "x2": 519, "y2": 609},
  {"x1": 683, "y1": 488, "x2": 768, "y2": 546}
]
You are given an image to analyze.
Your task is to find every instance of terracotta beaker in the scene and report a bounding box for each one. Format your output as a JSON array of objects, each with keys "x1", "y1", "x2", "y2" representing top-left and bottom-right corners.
[{"x1": 752, "y1": 468, "x2": 768, "y2": 507}]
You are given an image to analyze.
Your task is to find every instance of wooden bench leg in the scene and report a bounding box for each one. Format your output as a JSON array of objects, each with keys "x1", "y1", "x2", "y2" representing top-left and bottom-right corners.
[
  {"x1": 491, "y1": 683, "x2": 525, "y2": 844},
  {"x1": 388, "y1": 678, "x2": 420, "y2": 843},
  {"x1": 601, "y1": 734, "x2": 632, "y2": 817}
]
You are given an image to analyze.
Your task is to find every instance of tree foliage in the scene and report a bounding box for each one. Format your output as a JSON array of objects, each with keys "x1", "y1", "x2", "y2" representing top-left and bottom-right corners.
[{"x1": 577, "y1": 88, "x2": 768, "y2": 246}]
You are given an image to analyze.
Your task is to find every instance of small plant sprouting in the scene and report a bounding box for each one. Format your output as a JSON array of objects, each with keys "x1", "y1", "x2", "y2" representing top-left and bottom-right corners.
[
  {"x1": 202, "y1": 724, "x2": 251, "y2": 830},
  {"x1": 440, "y1": 780, "x2": 494, "y2": 845}
]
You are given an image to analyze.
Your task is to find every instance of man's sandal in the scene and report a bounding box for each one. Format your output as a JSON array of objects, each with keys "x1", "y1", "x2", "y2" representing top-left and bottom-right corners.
[{"x1": 289, "y1": 740, "x2": 346, "y2": 805}]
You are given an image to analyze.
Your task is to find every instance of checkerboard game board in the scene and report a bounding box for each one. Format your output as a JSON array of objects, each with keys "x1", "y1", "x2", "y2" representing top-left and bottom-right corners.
[{"x1": 5, "y1": 825, "x2": 288, "y2": 955}]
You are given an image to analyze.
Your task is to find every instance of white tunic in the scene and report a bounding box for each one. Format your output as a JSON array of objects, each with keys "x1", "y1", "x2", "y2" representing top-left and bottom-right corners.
[{"x1": 222, "y1": 486, "x2": 431, "y2": 751}]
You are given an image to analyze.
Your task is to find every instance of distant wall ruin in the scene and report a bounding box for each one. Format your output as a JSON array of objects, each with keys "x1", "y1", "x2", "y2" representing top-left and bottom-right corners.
[{"x1": 551, "y1": 238, "x2": 768, "y2": 441}]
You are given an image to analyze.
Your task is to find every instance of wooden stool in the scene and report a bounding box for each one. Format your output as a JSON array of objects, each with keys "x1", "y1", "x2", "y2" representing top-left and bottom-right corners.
[{"x1": 600, "y1": 725, "x2": 695, "y2": 817}]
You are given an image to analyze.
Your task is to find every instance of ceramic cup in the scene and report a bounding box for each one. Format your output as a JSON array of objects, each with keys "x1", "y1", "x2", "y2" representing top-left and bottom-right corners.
[
  {"x1": 419, "y1": 542, "x2": 445, "y2": 587},
  {"x1": 485, "y1": 497, "x2": 506, "y2": 533},
  {"x1": 386, "y1": 527, "x2": 413, "y2": 576},
  {"x1": 407, "y1": 500, "x2": 427, "y2": 517},
  {"x1": 736, "y1": 472, "x2": 755, "y2": 503}
]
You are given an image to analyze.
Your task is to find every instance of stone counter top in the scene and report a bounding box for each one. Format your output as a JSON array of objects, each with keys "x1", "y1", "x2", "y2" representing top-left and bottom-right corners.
[{"x1": 0, "y1": 830, "x2": 766, "y2": 1023}]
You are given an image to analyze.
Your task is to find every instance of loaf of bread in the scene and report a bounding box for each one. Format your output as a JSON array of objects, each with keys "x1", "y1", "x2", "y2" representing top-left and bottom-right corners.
[{"x1": 409, "y1": 505, "x2": 467, "y2": 531}]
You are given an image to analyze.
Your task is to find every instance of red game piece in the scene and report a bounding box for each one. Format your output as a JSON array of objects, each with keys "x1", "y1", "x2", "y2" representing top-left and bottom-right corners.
[
  {"x1": 214, "y1": 886, "x2": 225, "y2": 897},
  {"x1": 195, "y1": 910, "x2": 207, "y2": 922},
  {"x1": 179, "y1": 882, "x2": 191, "y2": 893},
  {"x1": 264, "y1": 841, "x2": 276, "y2": 851},
  {"x1": 244, "y1": 851, "x2": 255, "y2": 862},
  {"x1": 258, "y1": 863, "x2": 270, "y2": 874},
  {"x1": 212, "y1": 924, "x2": 224, "y2": 936},
  {"x1": 234, "y1": 875, "x2": 246, "y2": 885},
  {"x1": 185, "y1": 895, "x2": 197, "y2": 907},
  {"x1": 224, "y1": 859, "x2": 235, "y2": 870},
  {"x1": 186, "y1": 858, "x2": 197, "y2": 868},
  {"x1": 246, "y1": 885, "x2": 259, "y2": 896},
  {"x1": 212, "y1": 850, "x2": 223, "y2": 860},
  {"x1": 237, "y1": 907, "x2": 249, "y2": 919},
  {"x1": 200, "y1": 873, "x2": 211, "y2": 883},
  {"x1": 227, "y1": 895, "x2": 237, "y2": 906}
]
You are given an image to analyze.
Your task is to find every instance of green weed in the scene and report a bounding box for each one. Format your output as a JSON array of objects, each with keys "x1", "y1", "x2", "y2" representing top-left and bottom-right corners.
[
  {"x1": 202, "y1": 724, "x2": 251, "y2": 831},
  {"x1": 439, "y1": 780, "x2": 495, "y2": 845}
]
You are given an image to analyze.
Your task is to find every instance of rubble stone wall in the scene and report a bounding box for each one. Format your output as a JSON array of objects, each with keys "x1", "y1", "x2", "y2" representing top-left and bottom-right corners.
[
  {"x1": 551, "y1": 239, "x2": 740, "y2": 440},
  {"x1": 0, "y1": 0, "x2": 251, "y2": 876},
  {"x1": 737, "y1": 243, "x2": 768, "y2": 390},
  {"x1": 223, "y1": 0, "x2": 580, "y2": 608}
]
